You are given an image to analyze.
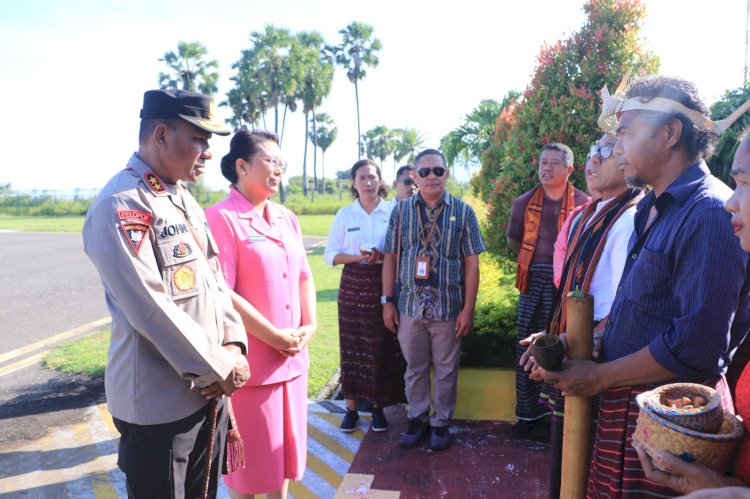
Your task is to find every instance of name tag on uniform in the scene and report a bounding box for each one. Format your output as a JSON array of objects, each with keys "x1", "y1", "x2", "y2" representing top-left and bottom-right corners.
[
  {"x1": 347, "y1": 227, "x2": 361, "y2": 232},
  {"x1": 248, "y1": 235, "x2": 267, "y2": 242}
]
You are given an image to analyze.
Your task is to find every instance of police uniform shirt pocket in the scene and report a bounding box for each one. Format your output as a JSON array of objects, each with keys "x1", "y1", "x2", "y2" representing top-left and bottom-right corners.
[{"x1": 156, "y1": 239, "x2": 204, "y2": 300}]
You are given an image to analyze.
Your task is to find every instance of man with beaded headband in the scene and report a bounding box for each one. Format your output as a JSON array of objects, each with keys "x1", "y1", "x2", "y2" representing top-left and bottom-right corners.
[{"x1": 531, "y1": 74, "x2": 750, "y2": 498}]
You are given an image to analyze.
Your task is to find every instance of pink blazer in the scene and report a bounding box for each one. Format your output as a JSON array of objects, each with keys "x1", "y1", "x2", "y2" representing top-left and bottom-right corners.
[{"x1": 206, "y1": 187, "x2": 312, "y2": 386}]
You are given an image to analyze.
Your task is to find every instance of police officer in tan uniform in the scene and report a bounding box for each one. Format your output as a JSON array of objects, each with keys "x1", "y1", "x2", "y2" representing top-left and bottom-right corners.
[{"x1": 83, "y1": 89, "x2": 250, "y2": 498}]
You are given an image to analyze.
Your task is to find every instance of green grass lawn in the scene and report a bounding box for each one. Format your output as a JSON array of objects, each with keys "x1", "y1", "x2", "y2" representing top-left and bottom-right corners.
[
  {"x1": 44, "y1": 248, "x2": 342, "y2": 399},
  {"x1": 296, "y1": 214, "x2": 334, "y2": 237},
  {"x1": 0, "y1": 215, "x2": 85, "y2": 232},
  {"x1": 0, "y1": 214, "x2": 334, "y2": 238}
]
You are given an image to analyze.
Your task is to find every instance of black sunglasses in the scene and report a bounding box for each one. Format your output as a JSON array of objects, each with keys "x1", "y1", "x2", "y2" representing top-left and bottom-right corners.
[
  {"x1": 401, "y1": 178, "x2": 415, "y2": 186},
  {"x1": 589, "y1": 144, "x2": 614, "y2": 159},
  {"x1": 417, "y1": 167, "x2": 446, "y2": 178}
]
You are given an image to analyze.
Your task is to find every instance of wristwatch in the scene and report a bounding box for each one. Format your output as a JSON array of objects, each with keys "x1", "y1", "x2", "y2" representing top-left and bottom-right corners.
[{"x1": 380, "y1": 295, "x2": 393, "y2": 305}]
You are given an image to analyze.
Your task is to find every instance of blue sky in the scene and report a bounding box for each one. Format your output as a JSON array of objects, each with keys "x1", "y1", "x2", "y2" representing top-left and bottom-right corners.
[{"x1": 0, "y1": 0, "x2": 746, "y2": 191}]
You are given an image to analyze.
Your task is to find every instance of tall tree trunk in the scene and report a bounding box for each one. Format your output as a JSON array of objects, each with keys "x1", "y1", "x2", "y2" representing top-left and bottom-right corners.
[
  {"x1": 312, "y1": 110, "x2": 319, "y2": 200},
  {"x1": 280, "y1": 105, "x2": 288, "y2": 146},
  {"x1": 321, "y1": 152, "x2": 326, "y2": 195},
  {"x1": 302, "y1": 111, "x2": 309, "y2": 197},
  {"x1": 355, "y1": 78, "x2": 362, "y2": 159},
  {"x1": 273, "y1": 104, "x2": 286, "y2": 205}
]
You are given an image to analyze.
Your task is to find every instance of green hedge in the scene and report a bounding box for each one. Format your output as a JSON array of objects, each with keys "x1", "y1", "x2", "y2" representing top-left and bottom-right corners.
[{"x1": 460, "y1": 252, "x2": 518, "y2": 367}]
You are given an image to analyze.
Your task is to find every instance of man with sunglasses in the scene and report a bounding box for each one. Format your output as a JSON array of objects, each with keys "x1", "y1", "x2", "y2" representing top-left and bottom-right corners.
[
  {"x1": 520, "y1": 133, "x2": 642, "y2": 498},
  {"x1": 382, "y1": 148, "x2": 485, "y2": 451},
  {"x1": 392, "y1": 164, "x2": 418, "y2": 201},
  {"x1": 507, "y1": 143, "x2": 589, "y2": 440}
]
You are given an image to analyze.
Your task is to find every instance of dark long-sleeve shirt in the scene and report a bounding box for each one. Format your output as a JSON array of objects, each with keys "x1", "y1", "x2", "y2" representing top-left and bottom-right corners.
[{"x1": 602, "y1": 162, "x2": 750, "y2": 381}]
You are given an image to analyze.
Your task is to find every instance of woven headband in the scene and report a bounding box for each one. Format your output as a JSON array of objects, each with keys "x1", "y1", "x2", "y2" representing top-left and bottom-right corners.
[{"x1": 598, "y1": 72, "x2": 750, "y2": 136}]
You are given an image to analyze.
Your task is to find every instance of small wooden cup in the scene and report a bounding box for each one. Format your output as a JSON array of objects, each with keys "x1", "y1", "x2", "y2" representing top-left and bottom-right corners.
[{"x1": 532, "y1": 334, "x2": 565, "y2": 371}]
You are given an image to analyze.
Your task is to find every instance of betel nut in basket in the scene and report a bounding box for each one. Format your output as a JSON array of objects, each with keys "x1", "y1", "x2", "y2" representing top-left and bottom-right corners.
[
  {"x1": 633, "y1": 384, "x2": 744, "y2": 473},
  {"x1": 647, "y1": 383, "x2": 724, "y2": 433}
]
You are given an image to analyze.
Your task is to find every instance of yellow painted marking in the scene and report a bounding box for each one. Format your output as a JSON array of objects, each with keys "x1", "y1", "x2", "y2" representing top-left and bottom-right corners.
[
  {"x1": 453, "y1": 367, "x2": 516, "y2": 422},
  {"x1": 0, "y1": 454, "x2": 117, "y2": 493},
  {"x1": 0, "y1": 352, "x2": 46, "y2": 376},
  {"x1": 90, "y1": 471, "x2": 118, "y2": 499},
  {"x1": 307, "y1": 425, "x2": 355, "y2": 462},
  {"x1": 314, "y1": 412, "x2": 365, "y2": 440},
  {"x1": 288, "y1": 479, "x2": 317, "y2": 499},
  {"x1": 0, "y1": 317, "x2": 111, "y2": 364},
  {"x1": 97, "y1": 403, "x2": 117, "y2": 435},
  {"x1": 305, "y1": 453, "x2": 344, "y2": 488}
]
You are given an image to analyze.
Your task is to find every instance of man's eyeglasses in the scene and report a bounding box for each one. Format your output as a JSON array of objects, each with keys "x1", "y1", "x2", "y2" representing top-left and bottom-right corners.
[
  {"x1": 400, "y1": 178, "x2": 415, "y2": 186},
  {"x1": 589, "y1": 144, "x2": 614, "y2": 160},
  {"x1": 416, "y1": 167, "x2": 446, "y2": 178},
  {"x1": 252, "y1": 155, "x2": 288, "y2": 171}
]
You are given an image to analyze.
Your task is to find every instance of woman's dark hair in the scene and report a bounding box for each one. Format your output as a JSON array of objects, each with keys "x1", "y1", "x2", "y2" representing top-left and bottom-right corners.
[
  {"x1": 625, "y1": 75, "x2": 716, "y2": 159},
  {"x1": 220, "y1": 128, "x2": 280, "y2": 184},
  {"x1": 349, "y1": 158, "x2": 388, "y2": 199}
]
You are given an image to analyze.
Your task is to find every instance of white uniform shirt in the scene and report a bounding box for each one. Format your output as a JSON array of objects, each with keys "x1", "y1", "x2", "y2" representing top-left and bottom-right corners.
[
  {"x1": 325, "y1": 198, "x2": 395, "y2": 265},
  {"x1": 585, "y1": 199, "x2": 636, "y2": 320}
]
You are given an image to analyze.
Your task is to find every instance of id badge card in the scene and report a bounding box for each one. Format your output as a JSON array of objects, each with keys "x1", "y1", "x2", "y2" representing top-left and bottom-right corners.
[{"x1": 415, "y1": 255, "x2": 430, "y2": 279}]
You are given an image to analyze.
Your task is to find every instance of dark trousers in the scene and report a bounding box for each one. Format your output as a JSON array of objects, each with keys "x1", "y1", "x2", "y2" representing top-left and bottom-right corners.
[{"x1": 113, "y1": 399, "x2": 227, "y2": 499}]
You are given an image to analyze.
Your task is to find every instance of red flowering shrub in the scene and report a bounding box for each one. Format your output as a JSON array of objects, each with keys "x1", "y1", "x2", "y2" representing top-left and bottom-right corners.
[{"x1": 478, "y1": 0, "x2": 659, "y2": 254}]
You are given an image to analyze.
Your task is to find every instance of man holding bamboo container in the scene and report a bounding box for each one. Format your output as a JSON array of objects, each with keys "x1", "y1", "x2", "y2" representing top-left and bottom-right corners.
[{"x1": 531, "y1": 75, "x2": 750, "y2": 498}]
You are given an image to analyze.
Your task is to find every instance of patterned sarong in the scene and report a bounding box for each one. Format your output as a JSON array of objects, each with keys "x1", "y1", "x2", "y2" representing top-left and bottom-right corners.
[
  {"x1": 515, "y1": 263, "x2": 555, "y2": 420},
  {"x1": 338, "y1": 263, "x2": 407, "y2": 406}
]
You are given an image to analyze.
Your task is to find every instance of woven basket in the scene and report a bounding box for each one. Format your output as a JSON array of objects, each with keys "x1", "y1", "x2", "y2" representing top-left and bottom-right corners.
[
  {"x1": 646, "y1": 383, "x2": 723, "y2": 434},
  {"x1": 633, "y1": 393, "x2": 744, "y2": 473}
]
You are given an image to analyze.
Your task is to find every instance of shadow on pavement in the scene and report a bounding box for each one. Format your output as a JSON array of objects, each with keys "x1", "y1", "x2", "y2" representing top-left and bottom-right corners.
[
  {"x1": 0, "y1": 439, "x2": 118, "y2": 479},
  {"x1": 0, "y1": 374, "x2": 104, "y2": 421}
]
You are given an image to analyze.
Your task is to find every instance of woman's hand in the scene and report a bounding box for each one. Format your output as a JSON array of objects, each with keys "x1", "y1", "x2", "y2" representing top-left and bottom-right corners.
[
  {"x1": 360, "y1": 248, "x2": 382, "y2": 265},
  {"x1": 283, "y1": 324, "x2": 316, "y2": 356},
  {"x1": 635, "y1": 445, "x2": 742, "y2": 494}
]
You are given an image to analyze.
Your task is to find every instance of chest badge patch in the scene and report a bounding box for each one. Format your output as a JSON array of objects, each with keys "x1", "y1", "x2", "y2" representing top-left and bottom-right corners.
[
  {"x1": 144, "y1": 171, "x2": 168, "y2": 196},
  {"x1": 173, "y1": 241, "x2": 193, "y2": 258},
  {"x1": 173, "y1": 265, "x2": 196, "y2": 291},
  {"x1": 117, "y1": 210, "x2": 154, "y2": 255}
]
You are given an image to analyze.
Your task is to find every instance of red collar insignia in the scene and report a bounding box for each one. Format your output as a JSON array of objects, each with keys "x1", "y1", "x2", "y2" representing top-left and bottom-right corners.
[{"x1": 144, "y1": 171, "x2": 168, "y2": 196}]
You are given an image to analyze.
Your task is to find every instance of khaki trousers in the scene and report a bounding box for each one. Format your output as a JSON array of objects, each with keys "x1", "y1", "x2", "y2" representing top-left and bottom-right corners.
[{"x1": 397, "y1": 315, "x2": 461, "y2": 427}]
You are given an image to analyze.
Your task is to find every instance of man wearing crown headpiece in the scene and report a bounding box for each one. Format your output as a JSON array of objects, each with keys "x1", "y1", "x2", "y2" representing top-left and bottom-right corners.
[{"x1": 531, "y1": 74, "x2": 750, "y2": 498}]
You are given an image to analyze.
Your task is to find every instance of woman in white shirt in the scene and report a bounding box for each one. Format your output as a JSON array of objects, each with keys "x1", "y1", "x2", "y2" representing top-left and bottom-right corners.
[{"x1": 325, "y1": 159, "x2": 406, "y2": 433}]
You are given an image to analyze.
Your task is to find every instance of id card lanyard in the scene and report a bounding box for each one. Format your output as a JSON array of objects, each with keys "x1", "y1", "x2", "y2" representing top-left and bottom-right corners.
[{"x1": 415, "y1": 203, "x2": 445, "y2": 279}]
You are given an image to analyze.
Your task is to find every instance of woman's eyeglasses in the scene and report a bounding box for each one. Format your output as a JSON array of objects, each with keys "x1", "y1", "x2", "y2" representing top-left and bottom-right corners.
[
  {"x1": 416, "y1": 167, "x2": 446, "y2": 178},
  {"x1": 589, "y1": 144, "x2": 614, "y2": 160},
  {"x1": 251, "y1": 155, "x2": 288, "y2": 171}
]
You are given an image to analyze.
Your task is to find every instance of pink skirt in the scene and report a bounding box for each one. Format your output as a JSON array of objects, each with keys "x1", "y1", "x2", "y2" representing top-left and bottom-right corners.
[{"x1": 223, "y1": 372, "x2": 308, "y2": 494}]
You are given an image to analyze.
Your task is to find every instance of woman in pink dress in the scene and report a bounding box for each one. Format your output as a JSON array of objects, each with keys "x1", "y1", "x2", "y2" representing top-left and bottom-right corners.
[{"x1": 206, "y1": 129, "x2": 316, "y2": 499}]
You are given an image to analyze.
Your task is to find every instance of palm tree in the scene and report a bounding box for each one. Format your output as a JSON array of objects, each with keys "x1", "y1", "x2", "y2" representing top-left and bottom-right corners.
[
  {"x1": 158, "y1": 41, "x2": 219, "y2": 95},
  {"x1": 440, "y1": 92, "x2": 520, "y2": 174},
  {"x1": 297, "y1": 31, "x2": 334, "y2": 198},
  {"x1": 310, "y1": 113, "x2": 338, "y2": 194},
  {"x1": 394, "y1": 127, "x2": 427, "y2": 164},
  {"x1": 329, "y1": 22, "x2": 382, "y2": 159},
  {"x1": 228, "y1": 25, "x2": 305, "y2": 204},
  {"x1": 363, "y1": 125, "x2": 395, "y2": 167}
]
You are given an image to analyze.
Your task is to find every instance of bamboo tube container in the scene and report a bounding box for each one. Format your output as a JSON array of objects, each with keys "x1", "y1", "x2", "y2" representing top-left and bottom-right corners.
[{"x1": 560, "y1": 292, "x2": 594, "y2": 499}]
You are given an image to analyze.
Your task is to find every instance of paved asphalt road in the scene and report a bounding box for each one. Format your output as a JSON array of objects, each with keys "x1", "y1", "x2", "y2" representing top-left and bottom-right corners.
[
  {"x1": 0, "y1": 231, "x2": 327, "y2": 354},
  {"x1": 0, "y1": 232, "x2": 109, "y2": 353},
  {"x1": 0, "y1": 231, "x2": 326, "y2": 444}
]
